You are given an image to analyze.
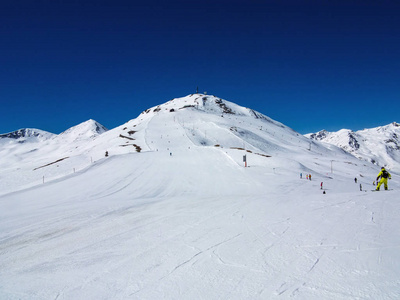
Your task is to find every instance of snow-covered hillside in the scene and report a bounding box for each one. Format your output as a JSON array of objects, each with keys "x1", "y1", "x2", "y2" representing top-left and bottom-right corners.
[
  {"x1": 0, "y1": 120, "x2": 109, "y2": 195},
  {"x1": 1, "y1": 94, "x2": 399, "y2": 299},
  {"x1": 306, "y1": 122, "x2": 400, "y2": 171},
  {"x1": 0, "y1": 94, "x2": 328, "y2": 195}
]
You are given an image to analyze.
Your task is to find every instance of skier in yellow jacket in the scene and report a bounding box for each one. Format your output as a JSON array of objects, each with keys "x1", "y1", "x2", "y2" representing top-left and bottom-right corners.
[{"x1": 376, "y1": 167, "x2": 391, "y2": 191}]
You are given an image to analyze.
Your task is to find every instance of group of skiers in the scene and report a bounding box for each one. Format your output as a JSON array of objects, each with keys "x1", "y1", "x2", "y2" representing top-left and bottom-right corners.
[
  {"x1": 301, "y1": 167, "x2": 393, "y2": 192},
  {"x1": 300, "y1": 173, "x2": 312, "y2": 181}
]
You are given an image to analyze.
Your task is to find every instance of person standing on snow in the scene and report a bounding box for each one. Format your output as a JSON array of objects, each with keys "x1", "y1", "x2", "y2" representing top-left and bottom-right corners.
[{"x1": 376, "y1": 167, "x2": 391, "y2": 191}]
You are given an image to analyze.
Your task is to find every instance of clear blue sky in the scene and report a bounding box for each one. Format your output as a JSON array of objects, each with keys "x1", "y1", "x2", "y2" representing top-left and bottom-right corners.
[{"x1": 1, "y1": 0, "x2": 399, "y2": 134}]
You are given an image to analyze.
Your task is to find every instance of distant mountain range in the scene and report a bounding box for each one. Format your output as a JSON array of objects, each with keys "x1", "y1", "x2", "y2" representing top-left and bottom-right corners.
[
  {"x1": 306, "y1": 122, "x2": 400, "y2": 170},
  {"x1": 0, "y1": 119, "x2": 107, "y2": 143}
]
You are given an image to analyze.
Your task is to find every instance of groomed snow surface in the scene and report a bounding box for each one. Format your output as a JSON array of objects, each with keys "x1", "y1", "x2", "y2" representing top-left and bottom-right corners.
[
  {"x1": 1, "y1": 95, "x2": 399, "y2": 299},
  {"x1": 1, "y1": 149, "x2": 399, "y2": 299}
]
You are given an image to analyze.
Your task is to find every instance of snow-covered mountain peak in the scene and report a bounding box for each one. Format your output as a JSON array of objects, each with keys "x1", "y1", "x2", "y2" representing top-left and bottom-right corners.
[
  {"x1": 0, "y1": 128, "x2": 55, "y2": 143},
  {"x1": 307, "y1": 122, "x2": 400, "y2": 171},
  {"x1": 374, "y1": 122, "x2": 400, "y2": 133},
  {"x1": 306, "y1": 129, "x2": 359, "y2": 150},
  {"x1": 140, "y1": 94, "x2": 247, "y2": 116},
  {"x1": 141, "y1": 94, "x2": 272, "y2": 120},
  {"x1": 137, "y1": 94, "x2": 287, "y2": 134},
  {"x1": 58, "y1": 119, "x2": 108, "y2": 141}
]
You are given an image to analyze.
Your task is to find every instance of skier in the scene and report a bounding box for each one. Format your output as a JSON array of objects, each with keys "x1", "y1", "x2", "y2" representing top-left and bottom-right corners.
[
  {"x1": 309, "y1": 174, "x2": 312, "y2": 181},
  {"x1": 320, "y1": 182, "x2": 323, "y2": 189},
  {"x1": 354, "y1": 177, "x2": 357, "y2": 183},
  {"x1": 376, "y1": 167, "x2": 391, "y2": 191}
]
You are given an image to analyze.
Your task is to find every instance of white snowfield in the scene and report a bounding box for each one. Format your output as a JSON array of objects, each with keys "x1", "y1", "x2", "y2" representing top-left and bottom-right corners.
[{"x1": 0, "y1": 95, "x2": 399, "y2": 299}]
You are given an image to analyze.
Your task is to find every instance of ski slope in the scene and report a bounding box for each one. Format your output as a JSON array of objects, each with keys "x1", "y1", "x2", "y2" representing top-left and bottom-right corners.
[
  {"x1": 1, "y1": 95, "x2": 399, "y2": 299},
  {"x1": 1, "y1": 148, "x2": 399, "y2": 299}
]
